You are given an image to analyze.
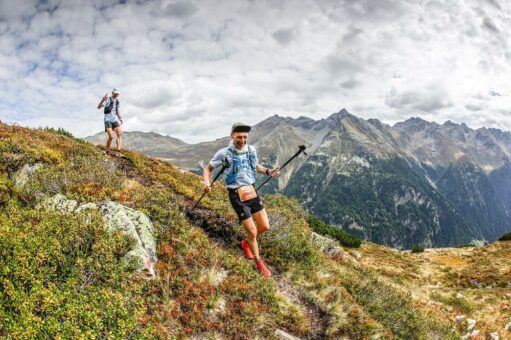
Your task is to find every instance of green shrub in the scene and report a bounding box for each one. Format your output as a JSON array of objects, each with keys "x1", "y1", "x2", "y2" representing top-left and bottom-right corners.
[
  {"x1": 454, "y1": 243, "x2": 475, "y2": 248},
  {"x1": 45, "y1": 127, "x2": 83, "y2": 142},
  {"x1": 498, "y1": 232, "x2": 511, "y2": 241},
  {"x1": 27, "y1": 148, "x2": 123, "y2": 202},
  {"x1": 256, "y1": 195, "x2": 321, "y2": 271},
  {"x1": 307, "y1": 214, "x2": 361, "y2": 248},
  {"x1": 411, "y1": 244, "x2": 425, "y2": 253},
  {"x1": 0, "y1": 201, "x2": 150, "y2": 338}
]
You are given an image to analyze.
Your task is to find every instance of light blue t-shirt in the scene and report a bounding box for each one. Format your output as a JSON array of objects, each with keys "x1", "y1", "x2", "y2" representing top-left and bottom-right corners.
[
  {"x1": 209, "y1": 145, "x2": 258, "y2": 189},
  {"x1": 104, "y1": 97, "x2": 119, "y2": 123}
]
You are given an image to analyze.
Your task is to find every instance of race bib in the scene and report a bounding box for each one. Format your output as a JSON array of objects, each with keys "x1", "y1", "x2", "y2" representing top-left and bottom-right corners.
[{"x1": 237, "y1": 185, "x2": 257, "y2": 202}]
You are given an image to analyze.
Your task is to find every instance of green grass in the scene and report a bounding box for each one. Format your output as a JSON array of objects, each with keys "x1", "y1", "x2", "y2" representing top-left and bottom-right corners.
[
  {"x1": 431, "y1": 292, "x2": 474, "y2": 314},
  {"x1": 344, "y1": 265, "x2": 456, "y2": 339}
]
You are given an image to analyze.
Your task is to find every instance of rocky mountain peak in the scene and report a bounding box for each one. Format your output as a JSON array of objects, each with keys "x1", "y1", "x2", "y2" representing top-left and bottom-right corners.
[
  {"x1": 443, "y1": 120, "x2": 457, "y2": 127},
  {"x1": 393, "y1": 116, "x2": 436, "y2": 133},
  {"x1": 252, "y1": 114, "x2": 286, "y2": 132},
  {"x1": 327, "y1": 108, "x2": 351, "y2": 121}
]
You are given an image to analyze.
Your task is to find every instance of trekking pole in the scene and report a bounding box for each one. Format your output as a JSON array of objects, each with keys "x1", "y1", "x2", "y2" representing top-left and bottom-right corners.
[
  {"x1": 256, "y1": 145, "x2": 307, "y2": 191},
  {"x1": 190, "y1": 157, "x2": 230, "y2": 212}
]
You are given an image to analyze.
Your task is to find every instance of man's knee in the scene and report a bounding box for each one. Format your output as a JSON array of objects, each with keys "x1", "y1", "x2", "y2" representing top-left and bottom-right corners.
[
  {"x1": 107, "y1": 133, "x2": 114, "y2": 140},
  {"x1": 258, "y1": 223, "x2": 269, "y2": 234},
  {"x1": 243, "y1": 220, "x2": 258, "y2": 240}
]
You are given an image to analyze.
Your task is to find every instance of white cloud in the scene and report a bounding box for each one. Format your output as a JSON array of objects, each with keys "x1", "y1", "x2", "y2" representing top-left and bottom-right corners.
[{"x1": 0, "y1": 0, "x2": 510, "y2": 143}]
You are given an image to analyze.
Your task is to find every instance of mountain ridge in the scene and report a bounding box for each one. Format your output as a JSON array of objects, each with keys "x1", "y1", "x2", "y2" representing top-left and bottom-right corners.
[{"x1": 84, "y1": 111, "x2": 511, "y2": 248}]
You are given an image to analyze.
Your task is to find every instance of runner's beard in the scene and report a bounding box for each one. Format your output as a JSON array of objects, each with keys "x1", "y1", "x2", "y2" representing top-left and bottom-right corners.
[{"x1": 235, "y1": 140, "x2": 246, "y2": 149}]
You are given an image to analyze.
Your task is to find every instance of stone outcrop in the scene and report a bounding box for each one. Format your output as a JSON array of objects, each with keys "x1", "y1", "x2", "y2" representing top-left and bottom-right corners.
[
  {"x1": 12, "y1": 163, "x2": 43, "y2": 190},
  {"x1": 310, "y1": 232, "x2": 344, "y2": 258},
  {"x1": 41, "y1": 194, "x2": 158, "y2": 278}
]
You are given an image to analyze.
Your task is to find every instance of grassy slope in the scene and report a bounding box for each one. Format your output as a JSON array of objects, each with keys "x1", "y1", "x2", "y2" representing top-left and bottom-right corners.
[
  {"x1": 4, "y1": 123, "x2": 504, "y2": 338},
  {"x1": 359, "y1": 242, "x2": 511, "y2": 338}
]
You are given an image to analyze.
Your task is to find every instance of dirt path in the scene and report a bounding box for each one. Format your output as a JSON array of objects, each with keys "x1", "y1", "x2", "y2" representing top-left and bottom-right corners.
[
  {"x1": 273, "y1": 275, "x2": 331, "y2": 338},
  {"x1": 185, "y1": 206, "x2": 332, "y2": 339},
  {"x1": 109, "y1": 151, "x2": 334, "y2": 338}
]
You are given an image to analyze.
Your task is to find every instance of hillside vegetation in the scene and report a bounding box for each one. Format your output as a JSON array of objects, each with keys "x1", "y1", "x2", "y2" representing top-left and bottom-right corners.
[{"x1": 1, "y1": 123, "x2": 509, "y2": 338}]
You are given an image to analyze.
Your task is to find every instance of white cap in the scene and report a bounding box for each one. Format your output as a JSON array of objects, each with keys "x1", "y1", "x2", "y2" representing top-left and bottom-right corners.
[{"x1": 112, "y1": 88, "x2": 120, "y2": 94}]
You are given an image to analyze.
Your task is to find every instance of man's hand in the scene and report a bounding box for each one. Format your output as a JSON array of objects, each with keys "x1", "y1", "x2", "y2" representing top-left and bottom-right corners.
[
  {"x1": 269, "y1": 166, "x2": 280, "y2": 177},
  {"x1": 102, "y1": 93, "x2": 108, "y2": 101},
  {"x1": 119, "y1": 117, "x2": 123, "y2": 124},
  {"x1": 203, "y1": 179, "x2": 212, "y2": 192}
]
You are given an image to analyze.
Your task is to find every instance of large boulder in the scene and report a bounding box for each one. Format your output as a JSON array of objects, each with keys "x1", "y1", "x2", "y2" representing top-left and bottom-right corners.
[{"x1": 41, "y1": 194, "x2": 158, "y2": 278}]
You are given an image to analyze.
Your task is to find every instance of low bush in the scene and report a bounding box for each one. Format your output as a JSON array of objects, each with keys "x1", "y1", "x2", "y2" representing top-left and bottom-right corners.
[
  {"x1": 498, "y1": 232, "x2": 511, "y2": 241},
  {"x1": 0, "y1": 201, "x2": 151, "y2": 338},
  {"x1": 307, "y1": 214, "x2": 361, "y2": 248},
  {"x1": 27, "y1": 148, "x2": 123, "y2": 202},
  {"x1": 411, "y1": 244, "x2": 425, "y2": 253},
  {"x1": 262, "y1": 195, "x2": 321, "y2": 270}
]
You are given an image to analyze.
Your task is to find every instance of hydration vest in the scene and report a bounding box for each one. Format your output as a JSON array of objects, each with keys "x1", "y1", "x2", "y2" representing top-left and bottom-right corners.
[
  {"x1": 225, "y1": 146, "x2": 257, "y2": 185},
  {"x1": 104, "y1": 98, "x2": 119, "y2": 114}
]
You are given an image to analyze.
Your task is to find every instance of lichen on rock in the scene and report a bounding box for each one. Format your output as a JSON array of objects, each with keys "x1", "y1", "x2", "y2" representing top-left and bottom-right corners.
[{"x1": 40, "y1": 194, "x2": 158, "y2": 278}]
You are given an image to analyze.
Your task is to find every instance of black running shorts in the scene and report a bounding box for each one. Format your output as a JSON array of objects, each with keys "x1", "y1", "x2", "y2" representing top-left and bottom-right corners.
[
  {"x1": 105, "y1": 121, "x2": 120, "y2": 131},
  {"x1": 228, "y1": 187, "x2": 264, "y2": 222}
]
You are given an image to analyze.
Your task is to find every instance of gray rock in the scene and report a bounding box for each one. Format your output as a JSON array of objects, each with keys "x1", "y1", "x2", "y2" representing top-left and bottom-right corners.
[
  {"x1": 12, "y1": 163, "x2": 43, "y2": 190},
  {"x1": 40, "y1": 193, "x2": 79, "y2": 213},
  {"x1": 310, "y1": 232, "x2": 344, "y2": 258},
  {"x1": 350, "y1": 251, "x2": 362, "y2": 260},
  {"x1": 455, "y1": 315, "x2": 465, "y2": 322},
  {"x1": 41, "y1": 194, "x2": 158, "y2": 278},
  {"x1": 275, "y1": 329, "x2": 301, "y2": 340},
  {"x1": 466, "y1": 319, "x2": 477, "y2": 330}
]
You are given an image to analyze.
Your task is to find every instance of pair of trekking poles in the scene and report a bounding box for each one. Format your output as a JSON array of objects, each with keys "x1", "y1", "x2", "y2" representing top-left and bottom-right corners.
[{"x1": 190, "y1": 145, "x2": 307, "y2": 212}]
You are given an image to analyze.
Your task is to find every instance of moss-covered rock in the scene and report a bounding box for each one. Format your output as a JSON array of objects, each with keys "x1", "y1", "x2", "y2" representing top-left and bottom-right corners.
[{"x1": 41, "y1": 194, "x2": 158, "y2": 278}]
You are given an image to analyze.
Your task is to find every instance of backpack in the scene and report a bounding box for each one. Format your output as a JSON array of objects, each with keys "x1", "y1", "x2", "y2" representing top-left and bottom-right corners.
[
  {"x1": 104, "y1": 98, "x2": 119, "y2": 114},
  {"x1": 225, "y1": 146, "x2": 257, "y2": 185}
]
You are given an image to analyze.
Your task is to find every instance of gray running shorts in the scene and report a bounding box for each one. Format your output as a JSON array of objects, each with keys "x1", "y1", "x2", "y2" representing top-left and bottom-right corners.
[{"x1": 104, "y1": 121, "x2": 120, "y2": 131}]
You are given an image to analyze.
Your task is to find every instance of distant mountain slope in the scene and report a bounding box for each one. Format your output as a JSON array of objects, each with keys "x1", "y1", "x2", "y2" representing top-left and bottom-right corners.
[
  {"x1": 394, "y1": 117, "x2": 511, "y2": 170},
  {"x1": 85, "y1": 131, "x2": 189, "y2": 159}
]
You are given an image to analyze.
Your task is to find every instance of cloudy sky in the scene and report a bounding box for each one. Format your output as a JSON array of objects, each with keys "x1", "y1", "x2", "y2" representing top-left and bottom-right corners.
[{"x1": 0, "y1": 0, "x2": 509, "y2": 143}]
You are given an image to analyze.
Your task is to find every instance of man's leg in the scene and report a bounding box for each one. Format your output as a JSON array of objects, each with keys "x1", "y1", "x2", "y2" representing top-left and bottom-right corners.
[
  {"x1": 252, "y1": 208, "x2": 270, "y2": 236},
  {"x1": 243, "y1": 212, "x2": 272, "y2": 277},
  {"x1": 106, "y1": 128, "x2": 114, "y2": 151},
  {"x1": 114, "y1": 126, "x2": 122, "y2": 151},
  {"x1": 241, "y1": 217, "x2": 260, "y2": 260}
]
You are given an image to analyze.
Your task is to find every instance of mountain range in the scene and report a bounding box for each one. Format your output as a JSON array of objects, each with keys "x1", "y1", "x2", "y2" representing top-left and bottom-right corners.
[{"x1": 85, "y1": 110, "x2": 511, "y2": 248}]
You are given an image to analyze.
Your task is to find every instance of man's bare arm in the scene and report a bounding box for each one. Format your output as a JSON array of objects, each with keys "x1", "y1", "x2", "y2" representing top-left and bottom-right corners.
[{"x1": 203, "y1": 163, "x2": 215, "y2": 192}]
